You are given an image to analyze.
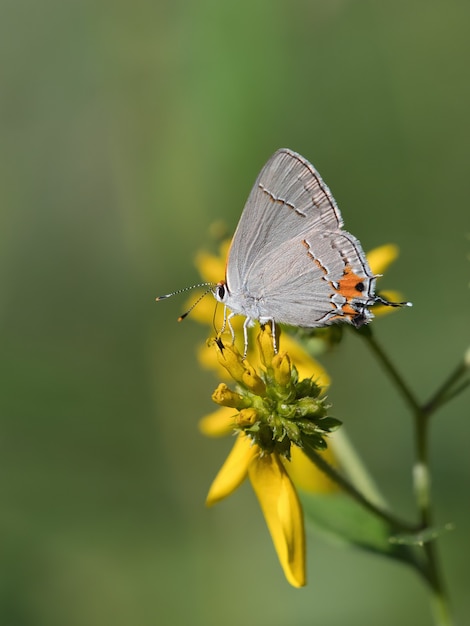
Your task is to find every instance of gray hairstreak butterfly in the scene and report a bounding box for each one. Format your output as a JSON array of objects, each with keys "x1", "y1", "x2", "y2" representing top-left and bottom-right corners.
[{"x1": 158, "y1": 148, "x2": 411, "y2": 353}]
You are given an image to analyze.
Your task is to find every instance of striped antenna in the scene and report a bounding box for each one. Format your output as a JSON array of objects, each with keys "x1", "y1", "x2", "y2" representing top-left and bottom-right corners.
[
  {"x1": 156, "y1": 282, "x2": 215, "y2": 322},
  {"x1": 374, "y1": 294, "x2": 413, "y2": 308}
]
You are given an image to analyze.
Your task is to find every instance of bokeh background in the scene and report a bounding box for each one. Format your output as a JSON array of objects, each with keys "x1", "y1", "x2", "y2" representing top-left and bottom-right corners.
[{"x1": 1, "y1": 1, "x2": 469, "y2": 624}]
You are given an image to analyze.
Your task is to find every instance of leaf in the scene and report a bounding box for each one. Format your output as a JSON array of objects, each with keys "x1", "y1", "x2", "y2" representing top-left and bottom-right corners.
[{"x1": 301, "y1": 492, "x2": 421, "y2": 569}]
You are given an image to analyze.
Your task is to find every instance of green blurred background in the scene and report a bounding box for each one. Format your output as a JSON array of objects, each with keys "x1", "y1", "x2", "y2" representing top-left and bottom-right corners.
[{"x1": 1, "y1": 1, "x2": 469, "y2": 624}]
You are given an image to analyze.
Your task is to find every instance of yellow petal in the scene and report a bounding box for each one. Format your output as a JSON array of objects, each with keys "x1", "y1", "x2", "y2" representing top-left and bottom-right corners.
[
  {"x1": 194, "y1": 251, "x2": 225, "y2": 284},
  {"x1": 206, "y1": 434, "x2": 257, "y2": 506},
  {"x1": 257, "y1": 323, "x2": 279, "y2": 367},
  {"x1": 249, "y1": 453, "x2": 306, "y2": 587},
  {"x1": 193, "y1": 240, "x2": 231, "y2": 283},
  {"x1": 235, "y1": 408, "x2": 259, "y2": 427},
  {"x1": 272, "y1": 352, "x2": 292, "y2": 387},
  {"x1": 212, "y1": 383, "x2": 246, "y2": 408},
  {"x1": 216, "y1": 342, "x2": 266, "y2": 395},
  {"x1": 367, "y1": 244, "x2": 399, "y2": 275},
  {"x1": 197, "y1": 341, "x2": 232, "y2": 380},
  {"x1": 197, "y1": 328, "x2": 261, "y2": 380},
  {"x1": 285, "y1": 445, "x2": 340, "y2": 494},
  {"x1": 199, "y1": 407, "x2": 236, "y2": 437},
  {"x1": 184, "y1": 294, "x2": 224, "y2": 327}
]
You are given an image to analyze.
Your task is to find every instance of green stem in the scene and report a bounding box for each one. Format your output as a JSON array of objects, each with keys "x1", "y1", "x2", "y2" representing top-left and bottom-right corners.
[
  {"x1": 423, "y1": 359, "x2": 470, "y2": 416},
  {"x1": 437, "y1": 379, "x2": 470, "y2": 408},
  {"x1": 423, "y1": 541, "x2": 454, "y2": 626},
  {"x1": 357, "y1": 326, "x2": 421, "y2": 415},
  {"x1": 414, "y1": 406, "x2": 453, "y2": 625},
  {"x1": 359, "y1": 328, "x2": 454, "y2": 625},
  {"x1": 301, "y1": 437, "x2": 418, "y2": 534}
]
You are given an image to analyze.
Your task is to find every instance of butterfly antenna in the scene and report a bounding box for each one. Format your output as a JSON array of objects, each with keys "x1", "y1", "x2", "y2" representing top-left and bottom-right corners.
[
  {"x1": 177, "y1": 286, "x2": 214, "y2": 321},
  {"x1": 156, "y1": 282, "x2": 214, "y2": 302},
  {"x1": 374, "y1": 294, "x2": 413, "y2": 308},
  {"x1": 156, "y1": 282, "x2": 215, "y2": 322}
]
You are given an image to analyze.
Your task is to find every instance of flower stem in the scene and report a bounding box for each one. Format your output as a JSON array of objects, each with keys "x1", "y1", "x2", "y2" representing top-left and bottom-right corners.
[
  {"x1": 423, "y1": 542, "x2": 453, "y2": 626},
  {"x1": 301, "y1": 437, "x2": 418, "y2": 534},
  {"x1": 359, "y1": 327, "x2": 454, "y2": 625},
  {"x1": 422, "y1": 357, "x2": 470, "y2": 416},
  {"x1": 356, "y1": 326, "x2": 421, "y2": 415}
]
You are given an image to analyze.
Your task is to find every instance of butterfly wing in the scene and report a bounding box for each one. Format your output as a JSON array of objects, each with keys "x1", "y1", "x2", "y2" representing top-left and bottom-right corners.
[
  {"x1": 226, "y1": 149, "x2": 344, "y2": 294},
  {"x1": 247, "y1": 229, "x2": 376, "y2": 327},
  {"x1": 222, "y1": 148, "x2": 376, "y2": 328}
]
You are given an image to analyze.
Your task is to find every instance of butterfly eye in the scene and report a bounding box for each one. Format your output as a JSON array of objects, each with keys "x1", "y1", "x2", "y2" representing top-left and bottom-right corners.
[{"x1": 216, "y1": 283, "x2": 226, "y2": 301}]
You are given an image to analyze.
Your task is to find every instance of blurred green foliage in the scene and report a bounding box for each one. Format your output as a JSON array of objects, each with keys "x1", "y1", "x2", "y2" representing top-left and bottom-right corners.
[{"x1": 0, "y1": 1, "x2": 469, "y2": 624}]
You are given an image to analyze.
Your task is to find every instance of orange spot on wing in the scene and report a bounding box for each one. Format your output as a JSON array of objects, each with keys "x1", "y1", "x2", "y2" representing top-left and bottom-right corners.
[
  {"x1": 336, "y1": 265, "x2": 365, "y2": 299},
  {"x1": 329, "y1": 265, "x2": 367, "y2": 322}
]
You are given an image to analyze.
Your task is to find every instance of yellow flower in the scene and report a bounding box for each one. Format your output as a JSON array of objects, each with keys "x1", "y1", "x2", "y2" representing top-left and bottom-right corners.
[
  {"x1": 191, "y1": 235, "x2": 406, "y2": 586},
  {"x1": 193, "y1": 238, "x2": 337, "y2": 500},
  {"x1": 206, "y1": 433, "x2": 306, "y2": 587},
  {"x1": 203, "y1": 325, "x2": 341, "y2": 588},
  {"x1": 367, "y1": 244, "x2": 407, "y2": 317}
]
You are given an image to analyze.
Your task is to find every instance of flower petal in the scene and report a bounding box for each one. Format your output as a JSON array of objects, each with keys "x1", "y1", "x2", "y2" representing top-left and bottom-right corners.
[
  {"x1": 367, "y1": 244, "x2": 399, "y2": 275},
  {"x1": 285, "y1": 445, "x2": 340, "y2": 494},
  {"x1": 249, "y1": 453, "x2": 306, "y2": 587},
  {"x1": 197, "y1": 341, "x2": 233, "y2": 380},
  {"x1": 199, "y1": 407, "x2": 235, "y2": 437},
  {"x1": 216, "y1": 342, "x2": 266, "y2": 395},
  {"x1": 186, "y1": 295, "x2": 225, "y2": 327},
  {"x1": 194, "y1": 241, "x2": 231, "y2": 283},
  {"x1": 257, "y1": 322, "x2": 279, "y2": 367},
  {"x1": 206, "y1": 434, "x2": 257, "y2": 506}
]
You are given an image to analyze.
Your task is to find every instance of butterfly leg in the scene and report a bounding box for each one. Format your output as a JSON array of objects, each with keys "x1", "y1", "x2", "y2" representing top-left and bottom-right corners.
[
  {"x1": 270, "y1": 318, "x2": 278, "y2": 354},
  {"x1": 219, "y1": 305, "x2": 228, "y2": 334},
  {"x1": 226, "y1": 310, "x2": 237, "y2": 345},
  {"x1": 221, "y1": 305, "x2": 237, "y2": 343},
  {"x1": 241, "y1": 316, "x2": 252, "y2": 359}
]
